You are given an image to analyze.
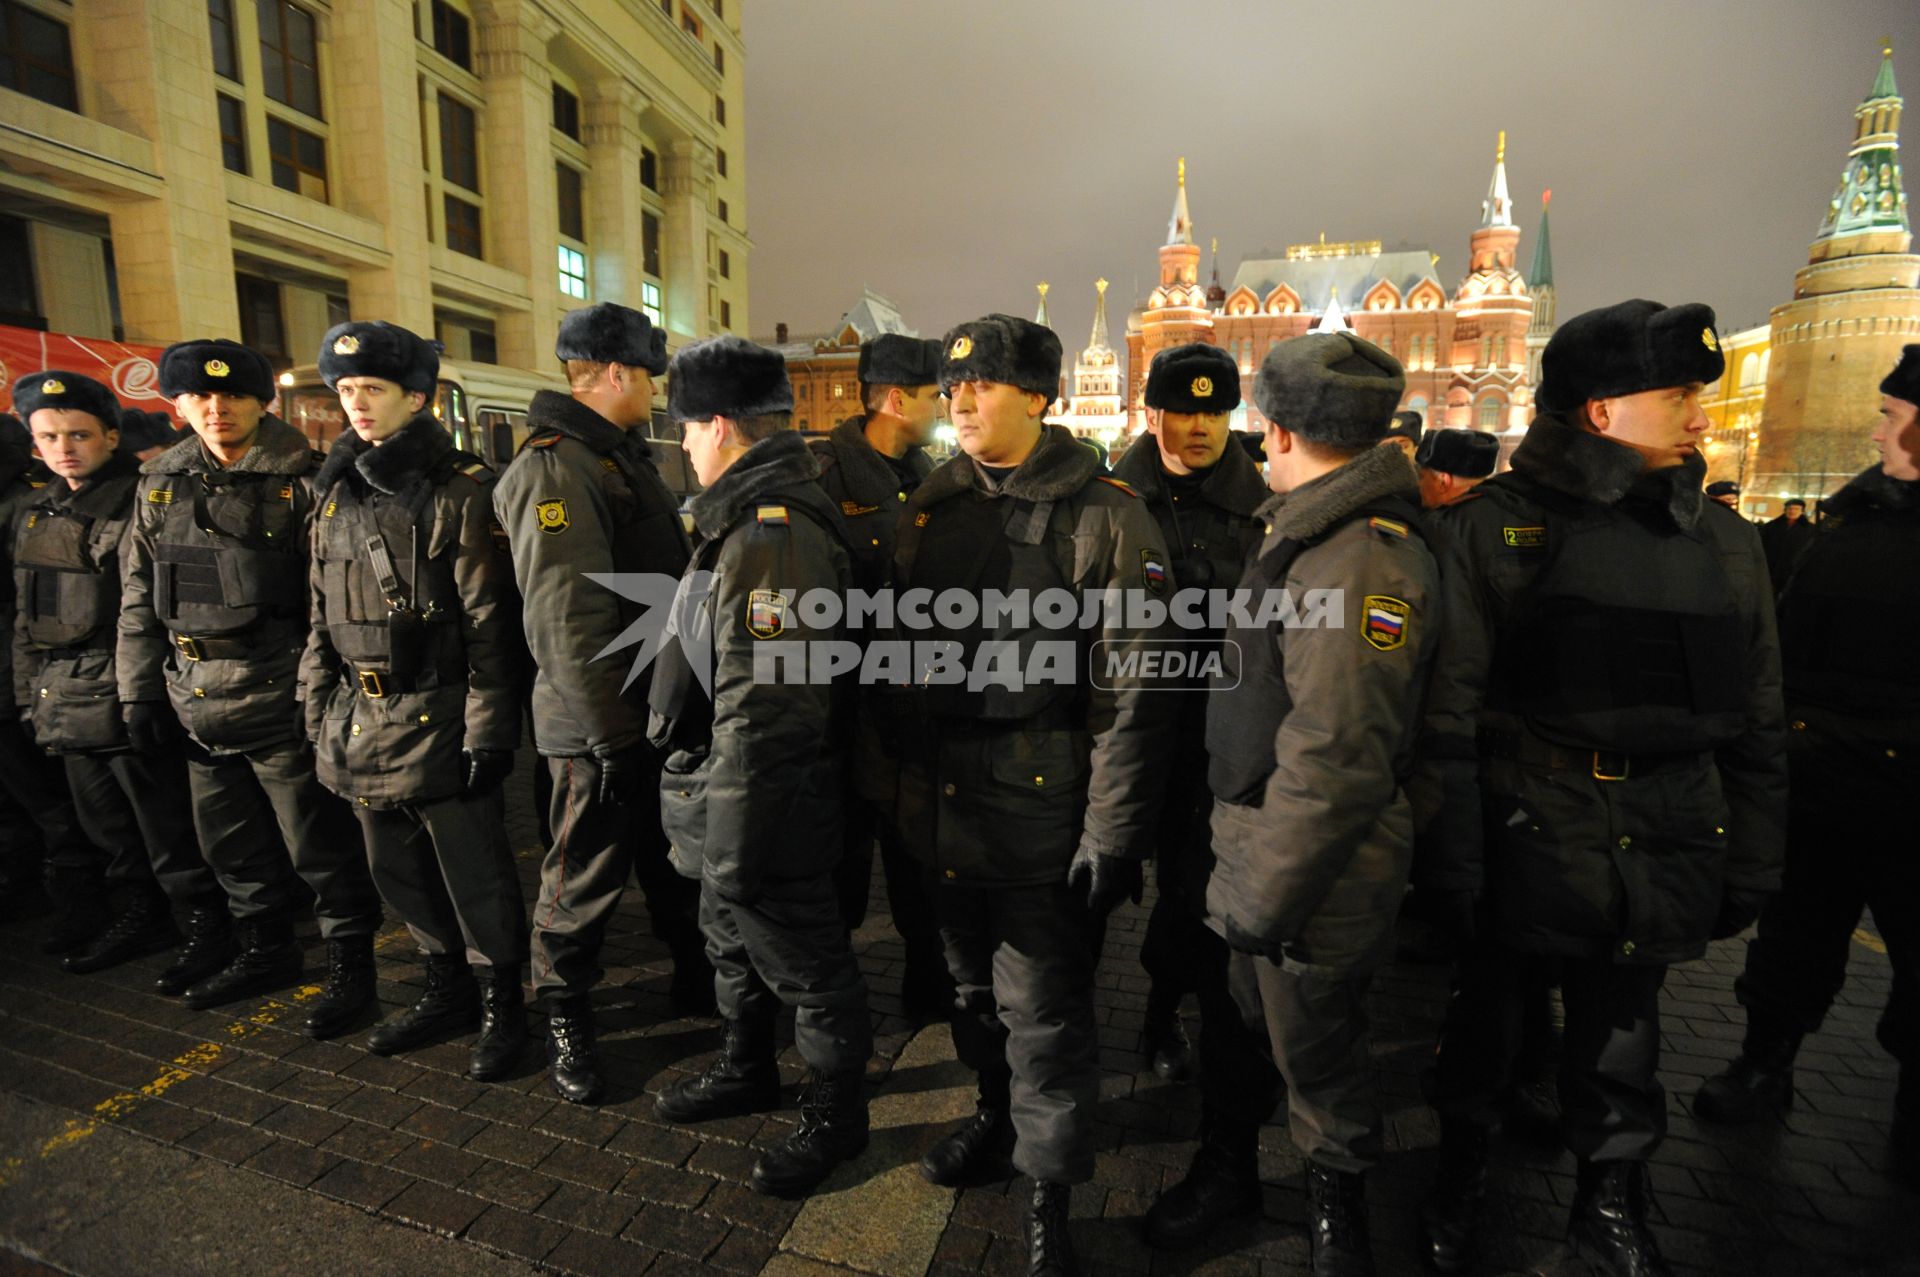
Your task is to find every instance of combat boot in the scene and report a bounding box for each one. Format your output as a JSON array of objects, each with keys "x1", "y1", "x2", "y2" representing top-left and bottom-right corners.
[
  {"x1": 469, "y1": 964, "x2": 527, "y2": 1082},
  {"x1": 1143, "y1": 984, "x2": 1192, "y2": 1081},
  {"x1": 39, "y1": 868, "x2": 109, "y2": 955},
  {"x1": 183, "y1": 918, "x2": 303, "y2": 1009},
  {"x1": 1305, "y1": 1161, "x2": 1374, "y2": 1277},
  {"x1": 1568, "y1": 1158, "x2": 1669, "y2": 1277},
  {"x1": 366, "y1": 954, "x2": 479, "y2": 1054},
  {"x1": 155, "y1": 904, "x2": 236, "y2": 995},
  {"x1": 750, "y1": 1069, "x2": 869, "y2": 1198},
  {"x1": 304, "y1": 937, "x2": 377, "y2": 1039},
  {"x1": 654, "y1": 1018, "x2": 779, "y2": 1122},
  {"x1": 919, "y1": 1098, "x2": 1016, "y2": 1187},
  {"x1": 1025, "y1": 1180, "x2": 1078, "y2": 1276},
  {"x1": 546, "y1": 997, "x2": 604, "y2": 1104},
  {"x1": 1144, "y1": 1116, "x2": 1260, "y2": 1249},
  {"x1": 1419, "y1": 1118, "x2": 1489, "y2": 1274},
  {"x1": 1693, "y1": 1015, "x2": 1799, "y2": 1123},
  {"x1": 62, "y1": 885, "x2": 178, "y2": 974}
]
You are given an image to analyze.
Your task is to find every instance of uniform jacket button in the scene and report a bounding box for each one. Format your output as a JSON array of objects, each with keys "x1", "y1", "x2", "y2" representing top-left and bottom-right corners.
[
  {"x1": 943, "y1": 869, "x2": 957, "y2": 880},
  {"x1": 1790, "y1": 720, "x2": 1807, "y2": 731},
  {"x1": 942, "y1": 783, "x2": 956, "y2": 797},
  {"x1": 1622, "y1": 940, "x2": 1636, "y2": 955},
  {"x1": 1617, "y1": 836, "x2": 1631, "y2": 849}
]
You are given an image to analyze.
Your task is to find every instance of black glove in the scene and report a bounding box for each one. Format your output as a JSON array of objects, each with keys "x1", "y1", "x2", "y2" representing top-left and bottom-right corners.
[
  {"x1": 1709, "y1": 887, "x2": 1767, "y2": 941},
  {"x1": 123, "y1": 701, "x2": 180, "y2": 756},
  {"x1": 465, "y1": 748, "x2": 514, "y2": 794},
  {"x1": 592, "y1": 746, "x2": 643, "y2": 806},
  {"x1": 1220, "y1": 917, "x2": 1286, "y2": 964},
  {"x1": 1065, "y1": 848, "x2": 1143, "y2": 918}
]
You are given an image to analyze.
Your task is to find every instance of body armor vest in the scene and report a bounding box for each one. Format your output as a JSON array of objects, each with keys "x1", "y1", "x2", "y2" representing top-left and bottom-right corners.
[
  {"x1": 314, "y1": 462, "x2": 463, "y2": 673},
  {"x1": 1777, "y1": 505, "x2": 1920, "y2": 728},
  {"x1": 147, "y1": 469, "x2": 308, "y2": 638},
  {"x1": 16, "y1": 468, "x2": 139, "y2": 650}
]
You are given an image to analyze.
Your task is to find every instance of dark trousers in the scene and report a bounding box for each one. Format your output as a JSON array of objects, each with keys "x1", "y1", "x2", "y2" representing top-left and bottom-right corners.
[
  {"x1": 188, "y1": 741, "x2": 380, "y2": 939},
  {"x1": 1139, "y1": 771, "x2": 1216, "y2": 998},
  {"x1": 833, "y1": 795, "x2": 944, "y2": 975},
  {"x1": 0, "y1": 717, "x2": 99, "y2": 877},
  {"x1": 529, "y1": 752, "x2": 702, "y2": 999},
  {"x1": 360, "y1": 790, "x2": 527, "y2": 968},
  {"x1": 701, "y1": 876, "x2": 872, "y2": 1074},
  {"x1": 935, "y1": 877, "x2": 1099, "y2": 1185},
  {"x1": 1737, "y1": 735, "x2": 1918, "y2": 1068},
  {"x1": 1434, "y1": 946, "x2": 1667, "y2": 1161},
  {"x1": 65, "y1": 749, "x2": 216, "y2": 906}
]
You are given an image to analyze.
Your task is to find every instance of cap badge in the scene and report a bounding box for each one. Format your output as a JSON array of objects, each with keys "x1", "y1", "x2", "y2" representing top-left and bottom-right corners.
[
  {"x1": 333, "y1": 334, "x2": 361, "y2": 356},
  {"x1": 40, "y1": 378, "x2": 64, "y2": 395},
  {"x1": 1701, "y1": 329, "x2": 1719, "y2": 352},
  {"x1": 1191, "y1": 375, "x2": 1213, "y2": 398},
  {"x1": 204, "y1": 359, "x2": 230, "y2": 378},
  {"x1": 948, "y1": 336, "x2": 973, "y2": 360}
]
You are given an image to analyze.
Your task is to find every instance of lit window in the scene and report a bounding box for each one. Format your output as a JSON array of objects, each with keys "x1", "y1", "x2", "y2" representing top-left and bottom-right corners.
[
  {"x1": 640, "y1": 280, "x2": 662, "y2": 327},
  {"x1": 558, "y1": 245, "x2": 587, "y2": 299}
]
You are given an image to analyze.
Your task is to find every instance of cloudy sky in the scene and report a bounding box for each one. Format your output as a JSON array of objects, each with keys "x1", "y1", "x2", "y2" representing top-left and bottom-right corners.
[{"x1": 742, "y1": 0, "x2": 1915, "y2": 351}]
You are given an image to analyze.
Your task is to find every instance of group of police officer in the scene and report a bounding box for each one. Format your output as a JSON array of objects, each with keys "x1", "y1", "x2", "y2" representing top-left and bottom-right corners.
[{"x1": 4, "y1": 293, "x2": 1916, "y2": 1277}]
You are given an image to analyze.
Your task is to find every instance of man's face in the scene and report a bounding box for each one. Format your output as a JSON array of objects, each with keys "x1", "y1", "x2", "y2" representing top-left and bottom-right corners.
[
  {"x1": 174, "y1": 391, "x2": 265, "y2": 453},
  {"x1": 1711, "y1": 491, "x2": 1739, "y2": 508},
  {"x1": 681, "y1": 417, "x2": 730, "y2": 486},
  {"x1": 601, "y1": 364, "x2": 655, "y2": 427},
  {"x1": 894, "y1": 384, "x2": 943, "y2": 445},
  {"x1": 1417, "y1": 467, "x2": 1455, "y2": 509},
  {"x1": 1380, "y1": 435, "x2": 1418, "y2": 459},
  {"x1": 1148, "y1": 409, "x2": 1230, "y2": 474},
  {"x1": 1591, "y1": 383, "x2": 1709, "y2": 469},
  {"x1": 335, "y1": 376, "x2": 424, "y2": 444},
  {"x1": 1874, "y1": 394, "x2": 1920, "y2": 482},
  {"x1": 947, "y1": 380, "x2": 1043, "y2": 465},
  {"x1": 29, "y1": 408, "x2": 119, "y2": 483},
  {"x1": 1783, "y1": 502, "x2": 1805, "y2": 523}
]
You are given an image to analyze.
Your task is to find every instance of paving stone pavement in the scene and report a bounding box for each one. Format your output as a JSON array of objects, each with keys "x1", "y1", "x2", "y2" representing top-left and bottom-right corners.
[{"x1": 1, "y1": 753, "x2": 1916, "y2": 1276}]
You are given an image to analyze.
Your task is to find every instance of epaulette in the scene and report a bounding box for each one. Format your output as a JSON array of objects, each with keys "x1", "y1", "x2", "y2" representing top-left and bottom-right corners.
[
  {"x1": 755, "y1": 504, "x2": 790, "y2": 526},
  {"x1": 1095, "y1": 476, "x2": 1139, "y2": 497},
  {"x1": 1367, "y1": 515, "x2": 1410, "y2": 539},
  {"x1": 458, "y1": 460, "x2": 492, "y2": 479},
  {"x1": 521, "y1": 433, "x2": 561, "y2": 451}
]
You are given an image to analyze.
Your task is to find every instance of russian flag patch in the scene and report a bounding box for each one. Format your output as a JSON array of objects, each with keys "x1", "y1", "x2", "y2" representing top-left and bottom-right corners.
[{"x1": 1361, "y1": 594, "x2": 1410, "y2": 651}]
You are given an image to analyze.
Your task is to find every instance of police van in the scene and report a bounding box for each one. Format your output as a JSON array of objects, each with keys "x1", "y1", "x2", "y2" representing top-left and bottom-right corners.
[{"x1": 277, "y1": 357, "x2": 700, "y2": 499}]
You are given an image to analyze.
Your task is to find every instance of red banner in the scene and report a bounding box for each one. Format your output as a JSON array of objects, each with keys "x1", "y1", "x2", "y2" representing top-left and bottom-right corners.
[{"x1": 0, "y1": 324, "x2": 180, "y2": 421}]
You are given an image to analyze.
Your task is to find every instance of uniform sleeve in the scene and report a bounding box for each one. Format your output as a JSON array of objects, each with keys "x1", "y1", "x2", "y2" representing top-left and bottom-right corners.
[
  {"x1": 116, "y1": 479, "x2": 171, "y2": 704},
  {"x1": 1075, "y1": 496, "x2": 1178, "y2": 860},
  {"x1": 1406, "y1": 510, "x2": 1493, "y2": 893},
  {"x1": 298, "y1": 497, "x2": 340, "y2": 740},
  {"x1": 6, "y1": 502, "x2": 26, "y2": 709},
  {"x1": 1715, "y1": 523, "x2": 1788, "y2": 891},
  {"x1": 494, "y1": 449, "x2": 641, "y2": 753},
  {"x1": 451, "y1": 474, "x2": 520, "y2": 754}
]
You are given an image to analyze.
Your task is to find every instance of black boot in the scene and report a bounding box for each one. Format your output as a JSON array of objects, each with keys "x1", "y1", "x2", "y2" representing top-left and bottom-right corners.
[
  {"x1": 62, "y1": 887, "x2": 178, "y2": 974},
  {"x1": 1305, "y1": 1160, "x2": 1374, "y2": 1277},
  {"x1": 654, "y1": 1018, "x2": 779, "y2": 1122},
  {"x1": 1144, "y1": 1116, "x2": 1260, "y2": 1249},
  {"x1": 183, "y1": 918, "x2": 303, "y2": 1009},
  {"x1": 39, "y1": 869, "x2": 109, "y2": 955},
  {"x1": 1419, "y1": 1119, "x2": 1489, "y2": 1274},
  {"x1": 303, "y1": 937, "x2": 377, "y2": 1039},
  {"x1": 1143, "y1": 985, "x2": 1192, "y2": 1081},
  {"x1": 1568, "y1": 1159, "x2": 1669, "y2": 1277},
  {"x1": 1025, "y1": 1180, "x2": 1079, "y2": 1277},
  {"x1": 750, "y1": 1068, "x2": 870, "y2": 1198},
  {"x1": 919, "y1": 1099, "x2": 1016, "y2": 1187},
  {"x1": 366, "y1": 954, "x2": 480, "y2": 1054},
  {"x1": 1693, "y1": 1017, "x2": 1799, "y2": 1123},
  {"x1": 155, "y1": 904, "x2": 236, "y2": 995},
  {"x1": 546, "y1": 997, "x2": 604, "y2": 1104},
  {"x1": 469, "y1": 965, "x2": 527, "y2": 1082}
]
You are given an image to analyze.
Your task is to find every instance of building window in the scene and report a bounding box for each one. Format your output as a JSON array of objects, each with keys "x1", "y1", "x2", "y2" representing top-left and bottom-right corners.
[
  {"x1": 0, "y1": 214, "x2": 40, "y2": 329},
  {"x1": 718, "y1": 249, "x2": 730, "y2": 279},
  {"x1": 714, "y1": 94, "x2": 726, "y2": 125},
  {"x1": 217, "y1": 94, "x2": 248, "y2": 174},
  {"x1": 267, "y1": 117, "x2": 328, "y2": 200},
  {"x1": 712, "y1": 0, "x2": 722, "y2": 17},
  {"x1": 716, "y1": 198, "x2": 728, "y2": 225},
  {"x1": 716, "y1": 148, "x2": 727, "y2": 177},
  {"x1": 642, "y1": 211, "x2": 661, "y2": 276},
  {"x1": 679, "y1": 6, "x2": 701, "y2": 39},
  {"x1": 429, "y1": 0, "x2": 470, "y2": 70},
  {"x1": 551, "y1": 83, "x2": 579, "y2": 140},
  {"x1": 468, "y1": 323, "x2": 497, "y2": 364},
  {"x1": 438, "y1": 93, "x2": 478, "y2": 192},
  {"x1": 558, "y1": 245, "x2": 587, "y2": 300},
  {"x1": 555, "y1": 163, "x2": 584, "y2": 241},
  {"x1": 639, "y1": 147, "x2": 658, "y2": 192},
  {"x1": 236, "y1": 274, "x2": 288, "y2": 363},
  {"x1": 444, "y1": 195, "x2": 481, "y2": 258},
  {"x1": 657, "y1": 0, "x2": 670, "y2": 13},
  {"x1": 720, "y1": 299, "x2": 731, "y2": 329},
  {"x1": 209, "y1": 0, "x2": 239, "y2": 80},
  {"x1": 1477, "y1": 398, "x2": 1504, "y2": 429},
  {"x1": 713, "y1": 43, "x2": 724, "y2": 73},
  {"x1": 1, "y1": 0, "x2": 77, "y2": 111},
  {"x1": 640, "y1": 280, "x2": 662, "y2": 328},
  {"x1": 258, "y1": 0, "x2": 323, "y2": 119}
]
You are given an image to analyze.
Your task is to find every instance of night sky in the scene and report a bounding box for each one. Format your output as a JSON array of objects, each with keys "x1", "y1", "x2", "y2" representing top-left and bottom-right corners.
[{"x1": 743, "y1": 0, "x2": 1917, "y2": 353}]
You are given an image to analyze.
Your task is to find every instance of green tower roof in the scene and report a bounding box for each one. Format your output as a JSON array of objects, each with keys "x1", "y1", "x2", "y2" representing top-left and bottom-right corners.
[
  {"x1": 1529, "y1": 193, "x2": 1555, "y2": 289},
  {"x1": 1869, "y1": 44, "x2": 1898, "y2": 101}
]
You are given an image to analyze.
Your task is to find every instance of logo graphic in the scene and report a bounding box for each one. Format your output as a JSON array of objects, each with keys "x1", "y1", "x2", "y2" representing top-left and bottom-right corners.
[
  {"x1": 1191, "y1": 375, "x2": 1213, "y2": 398},
  {"x1": 535, "y1": 500, "x2": 569, "y2": 534},
  {"x1": 948, "y1": 336, "x2": 973, "y2": 360},
  {"x1": 1361, "y1": 595, "x2": 1410, "y2": 651},
  {"x1": 41, "y1": 378, "x2": 64, "y2": 395},
  {"x1": 587, "y1": 570, "x2": 716, "y2": 695},
  {"x1": 1501, "y1": 526, "x2": 1546, "y2": 548},
  {"x1": 205, "y1": 359, "x2": 230, "y2": 377},
  {"x1": 332, "y1": 334, "x2": 361, "y2": 355}
]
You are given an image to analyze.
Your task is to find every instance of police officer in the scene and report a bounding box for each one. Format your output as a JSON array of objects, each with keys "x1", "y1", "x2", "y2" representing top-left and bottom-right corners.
[
  {"x1": 1693, "y1": 345, "x2": 1920, "y2": 1176},
  {"x1": 10, "y1": 374, "x2": 217, "y2": 977},
  {"x1": 888, "y1": 314, "x2": 1173, "y2": 1277},
  {"x1": 1413, "y1": 428, "x2": 1500, "y2": 510},
  {"x1": 1412, "y1": 300, "x2": 1787, "y2": 1276},
  {"x1": 1380, "y1": 408, "x2": 1423, "y2": 459},
  {"x1": 810, "y1": 332, "x2": 950, "y2": 1019},
  {"x1": 1759, "y1": 497, "x2": 1814, "y2": 593},
  {"x1": 1109, "y1": 342, "x2": 1265, "y2": 1085},
  {"x1": 119, "y1": 340, "x2": 382, "y2": 1032},
  {"x1": 300, "y1": 322, "x2": 528, "y2": 1078},
  {"x1": 493, "y1": 302, "x2": 704, "y2": 1104},
  {"x1": 646, "y1": 335, "x2": 873, "y2": 1198}
]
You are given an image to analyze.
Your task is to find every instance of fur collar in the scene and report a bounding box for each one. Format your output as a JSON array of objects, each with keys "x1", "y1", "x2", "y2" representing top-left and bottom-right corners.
[
  {"x1": 1821, "y1": 464, "x2": 1920, "y2": 522},
  {"x1": 314, "y1": 413, "x2": 452, "y2": 496},
  {"x1": 33, "y1": 449, "x2": 142, "y2": 512},
  {"x1": 824, "y1": 414, "x2": 933, "y2": 499},
  {"x1": 143, "y1": 414, "x2": 314, "y2": 476},
  {"x1": 917, "y1": 423, "x2": 1101, "y2": 507},
  {"x1": 1508, "y1": 410, "x2": 1706, "y2": 530},
  {"x1": 1111, "y1": 430, "x2": 1268, "y2": 517},
  {"x1": 689, "y1": 430, "x2": 825, "y2": 540},
  {"x1": 527, "y1": 389, "x2": 637, "y2": 457},
  {"x1": 1263, "y1": 441, "x2": 1417, "y2": 541}
]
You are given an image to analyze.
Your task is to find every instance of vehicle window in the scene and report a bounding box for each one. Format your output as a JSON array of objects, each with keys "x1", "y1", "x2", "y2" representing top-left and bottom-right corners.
[
  {"x1": 282, "y1": 386, "x2": 346, "y2": 450},
  {"x1": 435, "y1": 381, "x2": 468, "y2": 445},
  {"x1": 474, "y1": 407, "x2": 527, "y2": 465}
]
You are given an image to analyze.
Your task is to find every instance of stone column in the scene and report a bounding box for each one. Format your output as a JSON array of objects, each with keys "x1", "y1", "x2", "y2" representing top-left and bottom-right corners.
[
  {"x1": 476, "y1": 0, "x2": 560, "y2": 369},
  {"x1": 661, "y1": 138, "x2": 713, "y2": 341},
  {"x1": 582, "y1": 80, "x2": 648, "y2": 308}
]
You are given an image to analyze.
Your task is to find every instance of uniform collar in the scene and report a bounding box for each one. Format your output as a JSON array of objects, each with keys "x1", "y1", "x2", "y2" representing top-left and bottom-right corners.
[
  {"x1": 1508, "y1": 409, "x2": 1707, "y2": 530},
  {"x1": 314, "y1": 412, "x2": 451, "y2": 495},
  {"x1": 142, "y1": 414, "x2": 314, "y2": 477},
  {"x1": 688, "y1": 430, "x2": 823, "y2": 540}
]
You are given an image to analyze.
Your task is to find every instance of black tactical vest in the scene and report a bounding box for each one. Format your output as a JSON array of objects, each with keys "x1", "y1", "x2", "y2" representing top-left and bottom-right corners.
[
  {"x1": 314, "y1": 459, "x2": 465, "y2": 673},
  {"x1": 146, "y1": 468, "x2": 309, "y2": 638},
  {"x1": 1777, "y1": 501, "x2": 1920, "y2": 729},
  {"x1": 15, "y1": 466, "x2": 139, "y2": 651}
]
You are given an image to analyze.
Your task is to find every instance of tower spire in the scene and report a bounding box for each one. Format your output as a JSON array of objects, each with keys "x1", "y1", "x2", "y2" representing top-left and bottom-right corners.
[
  {"x1": 1089, "y1": 278, "x2": 1111, "y2": 350},
  {"x1": 1035, "y1": 281, "x2": 1051, "y2": 327},
  {"x1": 1529, "y1": 189, "x2": 1555, "y2": 290},
  {"x1": 1481, "y1": 130, "x2": 1513, "y2": 228},
  {"x1": 1815, "y1": 41, "x2": 1906, "y2": 244},
  {"x1": 1167, "y1": 156, "x2": 1194, "y2": 246}
]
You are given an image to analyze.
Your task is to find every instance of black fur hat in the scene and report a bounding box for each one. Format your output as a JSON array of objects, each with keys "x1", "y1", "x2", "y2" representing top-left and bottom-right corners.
[
  {"x1": 117, "y1": 408, "x2": 181, "y2": 453},
  {"x1": 666, "y1": 335, "x2": 794, "y2": 422},
  {"x1": 1384, "y1": 410, "x2": 1424, "y2": 447},
  {"x1": 1253, "y1": 334, "x2": 1406, "y2": 448},
  {"x1": 1881, "y1": 343, "x2": 1920, "y2": 405},
  {"x1": 858, "y1": 334, "x2": 942, "y2": 387},
  {"x1": 1415, "y1": 428, "x2": 1500, "y2": 479},
  {"x1": 938, "y1": 314, "x2": 1062, "y2": 398},
  {"x1": 1145, "y1": 343, "x2": 1241, "y2": 413},
  {"x1": 157, "y1": 339, "x2": 276, "y2": 401},
  {"x1": 555, "y1": 303, "x2": 669, "y2": 376},
  {"x1": 319, "y1": 321, "x2": 439, "y2": 393},
  {"x1": 1537, "y1": 299, "x2": 1725, "y2": 413},
  {"x1": 10, "y1": 370, "x2": 121, "y2": 428},
  {"x1": 1704, "y1": 480, "x2": 1740, "y2": 498}
]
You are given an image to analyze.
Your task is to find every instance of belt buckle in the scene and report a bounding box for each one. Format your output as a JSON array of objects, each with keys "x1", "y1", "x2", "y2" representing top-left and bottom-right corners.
[
  {"x1": 357, "y1": 669, "x2": 386, "y2": 699},
  {"x1": 1592, "y1": 751, "x2": 1630, "y2": 782},
  {"x1": 175, "y1": 634, "x2": 203, "y2": 662}
]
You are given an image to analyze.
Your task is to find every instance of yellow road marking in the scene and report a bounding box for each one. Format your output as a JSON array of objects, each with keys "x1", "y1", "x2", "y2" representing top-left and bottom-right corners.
[{"x1": 1853, "y1": 928, "x2": 1889, "y2": 955}]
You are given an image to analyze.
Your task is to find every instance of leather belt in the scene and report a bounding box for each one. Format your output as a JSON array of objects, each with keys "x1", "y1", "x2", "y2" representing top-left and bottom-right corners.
[
  {"x1": 172, "y1": 632, "x2": 257, "y2": 661},
  {"x1": 347, "y1": 665, "x2": 463, "y2": 698},
  {"x1": 1477, "y1": 729, "x2": 1708, "y2": 783}
]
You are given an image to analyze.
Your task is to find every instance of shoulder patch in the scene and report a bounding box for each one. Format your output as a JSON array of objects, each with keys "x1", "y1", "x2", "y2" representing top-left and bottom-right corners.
[
  {"x1": 1368, "y1": 516, "x2": 1409, "y2": 538},
  {"x1": 600, "y1": 458, "x2": 620, "y2": 473},
  {"x1": 535, "y1": 499, "x2": 569, "y2": 533},
  {"x1": 745, "y1": 589, "x2": 789, "y2": 638},
  {"x1": 1140, "y1": 548, "x2": 1167, "y2": 595},
  {"x1": 1361, "y1": 595, "x2": 1410, "y2": 652},
  {"x1": 1095, "y1": 475, "x2": 1139, "y2": 498},
  {"x1": 755, "y1": 504, "x2": 789, "y2": 526},
  {"x1": 1501, "y1": 526, "x2": 1547, "y2": 548}
]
